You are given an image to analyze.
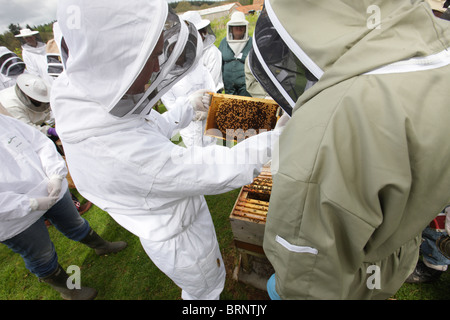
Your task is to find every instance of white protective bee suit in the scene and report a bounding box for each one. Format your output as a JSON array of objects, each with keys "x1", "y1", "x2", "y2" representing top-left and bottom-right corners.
[
  {"x1": 161, "y1": 61, "x2": 217, "y2": 148},
  {"x1": 51, "y1": 0, "x2": 281, "y2": 300},
  {"x1": 182, "y1": 11, "x2": 224, "y2": 92},
  {"x1": 0, "y1": 114, "x2": 68, "y2": 242},
  {"x1": 15, "y1": 29, "x2": 53, "y2": 86}
]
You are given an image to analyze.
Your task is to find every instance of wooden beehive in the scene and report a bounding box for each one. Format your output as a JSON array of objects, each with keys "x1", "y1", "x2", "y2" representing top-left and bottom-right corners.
[
  {"x1": 230, "y1": 166, "x2": 272, "y2": 248},
  {"x1": 205, "y1": 93, "x2": 280, "y2": 142}
]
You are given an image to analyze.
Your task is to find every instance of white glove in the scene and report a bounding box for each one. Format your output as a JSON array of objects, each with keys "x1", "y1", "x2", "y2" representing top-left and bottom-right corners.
[
  {"x1": 47, "y1": 175, "x2": 63, "y2": 197},
  {"x1": 274, "y1": 112, "x2": 290, "y2": 133},
  {"x1": 188, "y1": 89, "x2": 212, "y2": 121},
  {"x1": 30, "y1": 196, "x2": 59, "y2": 211}
]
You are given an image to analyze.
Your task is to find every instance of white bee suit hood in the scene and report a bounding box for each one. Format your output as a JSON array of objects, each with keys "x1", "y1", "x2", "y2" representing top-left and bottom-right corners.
[{"x1": 52, "y1": 0, "x2": 201, "y2": 143}]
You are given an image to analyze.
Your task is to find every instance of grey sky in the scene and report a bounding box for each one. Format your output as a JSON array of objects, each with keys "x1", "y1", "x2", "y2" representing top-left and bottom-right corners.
[
  {"x1": 0, "y1": 0, "x2": 223, "y2": 34},
  {"x1": 0, "y1": 0, "x2": 58, "y2": 34}
]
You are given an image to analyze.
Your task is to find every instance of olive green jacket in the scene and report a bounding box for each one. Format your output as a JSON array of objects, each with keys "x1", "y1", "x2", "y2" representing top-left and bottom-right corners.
[{"x1": 264, "y1": 0, "x2": 450, "y2": 299}]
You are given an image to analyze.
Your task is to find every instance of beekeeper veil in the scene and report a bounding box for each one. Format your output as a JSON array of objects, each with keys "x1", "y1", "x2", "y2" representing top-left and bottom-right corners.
[
  {"x1": 15, "y1": 74, "x2": 51, "y2": 112},
  {"x1": 182, "y1": 11, "x2": 216, "y2": 51},
  {"x1": 227, "y1": 11, "x2": 249, "y2": 57},
  {"x1": 0, "y1": 47, "x2": 25, "y2": 77},
  {"x1": 248, "y1": 2, "x2": 321, "y2": 116},
  {"x1": 110, "y1": 6, "x2": 202, "y2": 117},
  {"x1": 56, "y1": 0, "x2": 201, "y2": 119}
]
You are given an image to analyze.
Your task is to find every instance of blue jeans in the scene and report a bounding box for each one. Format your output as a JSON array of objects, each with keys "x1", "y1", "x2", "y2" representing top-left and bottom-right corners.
[
  {"x1": 1, "y1": 190, "x2": 90, "y2": 278},
  {"x1": 421, "y1": 227, "x2": 450, "y2": 267}
]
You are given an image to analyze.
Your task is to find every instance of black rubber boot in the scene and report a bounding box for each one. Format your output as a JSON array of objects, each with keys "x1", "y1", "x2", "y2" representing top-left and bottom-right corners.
[
  {"x1": 39, "y1": 264, "x2": 97, "y2": 300},
  {"x1": 80, "y1": 228, "x2": 127, "y2": 255}
]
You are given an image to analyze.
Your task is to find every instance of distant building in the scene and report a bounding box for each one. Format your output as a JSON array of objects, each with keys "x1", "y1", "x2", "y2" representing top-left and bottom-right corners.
[
  {"x1": 236, "y1": 0, "x2": 264, "y2": 15},
  {"x1": 179, "y1": 3, "x2": 241, "y2": 21}
]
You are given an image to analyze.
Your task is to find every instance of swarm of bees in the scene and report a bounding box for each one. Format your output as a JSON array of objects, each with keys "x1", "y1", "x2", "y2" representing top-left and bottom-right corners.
[{"x1": 215, "y1": 99, "x2": 278, "y2": 139}]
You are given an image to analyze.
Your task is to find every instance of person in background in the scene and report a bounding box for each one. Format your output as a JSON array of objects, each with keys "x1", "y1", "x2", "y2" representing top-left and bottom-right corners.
[
  {"x1": 0, "y1": 73, "x2": 57, "y2": 138},
  {"x1": 219, "y1": 11, "x2": 252, "y2": 96},
  {"x1": 248, "y1": 0, "x2": 450, "y2": 299},
  {"x1": 51, "y1": 0, "x2": 286, "y2": 300},
  {"x1": 0, "y1": 47, "x2": 26, "y2": 90},
  {"x1": 15, "y1": 28, "x2": 53, "y2": 86},
  {"x1": 0, "y1": 114, "x2": 127, "y2": 300},
  {"x1": 182, "y1": 11, "x2": 223, "y2": 93},
  {"x1": 161, "y1": 56, "x2": 217, "y2": 148},
  {"x1": 244, "y1": 55, "x2": 267, "y2": 99}
]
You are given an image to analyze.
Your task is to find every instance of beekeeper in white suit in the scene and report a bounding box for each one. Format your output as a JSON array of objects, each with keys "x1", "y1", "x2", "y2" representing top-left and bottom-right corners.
[
  {"x1": 182, "y1": 10, "x2": 224, "y2": 93},
  {"x1": 0, "y1": 73, "x2": 58, "y2": 138},
  {"x1": 15, "y1": 28, "x2": 53, "y2": 86},
  {"x1": 52, "y1": 0, "x2": 286, "y2": 300}
]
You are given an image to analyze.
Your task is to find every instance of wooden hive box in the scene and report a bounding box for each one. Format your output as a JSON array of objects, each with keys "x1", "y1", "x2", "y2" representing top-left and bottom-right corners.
[
  {"x1": 230, "y1": 166, "x2": 272, "y2": 252},
  {"x1": 205, "y1": 93, "x2": 280, "y2": 142}
]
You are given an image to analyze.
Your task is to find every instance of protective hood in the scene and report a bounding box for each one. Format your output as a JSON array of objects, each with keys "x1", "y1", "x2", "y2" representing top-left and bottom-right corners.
[
  {"x1": 226, "y1": 11, "x2": 249, "y2": 42},
  {"x1": 0, "y1": 47, "x2": 25, "y2": 77},
  {"x1": 250, "y1": 0, "x2": 450, "y2": 115},
  {"x1": 182, "y1": 11, "x2": 216, "y2": 50},
  {"x1": 51, "y1": 0, "x2": 201, "y2": 142},
  {"x1": 226, "y1": 11, "x2": 250, "y2": 57},
  {"x1": 15, "y1": 73, "x2": 51, "y2": 112}
]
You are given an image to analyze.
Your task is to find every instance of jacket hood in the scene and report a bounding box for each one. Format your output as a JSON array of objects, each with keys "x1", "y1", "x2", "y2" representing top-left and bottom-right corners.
[
  {"x1": 57, "y1": 0, "x2": 167, "y2": 112},
  {"x1": 265, "y1": 0, "x2": 450, "y2": 112}
]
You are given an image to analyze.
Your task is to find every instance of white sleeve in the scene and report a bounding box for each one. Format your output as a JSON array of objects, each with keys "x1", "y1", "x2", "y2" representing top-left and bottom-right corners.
[
  {"x1": 150, "y1": 130, "x2": 279, "y2": 197},
  {"x1": 150, "y1": 97, "x2": 194, "y2": 139},
  {"x1": 204, "y1": 47, "x2": 223, "y2": 91}
]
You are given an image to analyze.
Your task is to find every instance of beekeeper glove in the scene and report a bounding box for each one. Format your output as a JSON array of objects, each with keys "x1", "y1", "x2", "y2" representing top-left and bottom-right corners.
[
  {"x1": 274, "y1": 112, "x2": 290, "y2": 133},
  {"x1": 188, "y1": 89, "x2": 212, "y2": 121},
  {"x1": 30, "y1": 196, "x2": 59, "y2": 211},
  {"x1": 47, "y1": 127, "x2": 58, "y2": 138},
  {"x1": 47, "y1": 175, "x2": 64, "y2": 197}
]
